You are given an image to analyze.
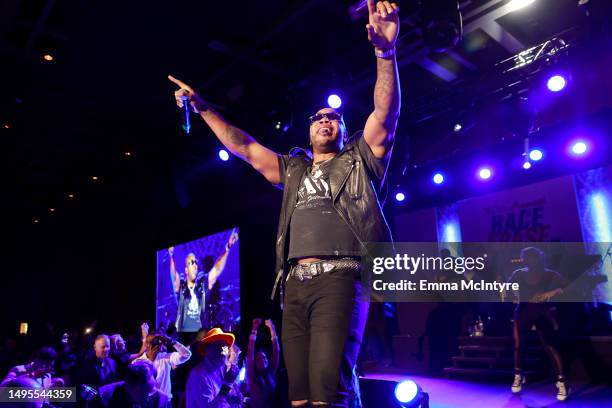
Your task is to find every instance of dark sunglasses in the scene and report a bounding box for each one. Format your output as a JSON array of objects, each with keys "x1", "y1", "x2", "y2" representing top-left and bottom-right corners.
[
  {"x1": 189, "y1": 259, "x2": 198, "y2": 265},
  {"x1": 308, "y1": 112, "x2": 342, "y2": 124}
]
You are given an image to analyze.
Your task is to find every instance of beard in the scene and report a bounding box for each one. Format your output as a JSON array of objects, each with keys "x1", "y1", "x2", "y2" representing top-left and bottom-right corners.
[{"x1": 311, "y1": 132, "x2": 342, "y2": 153}]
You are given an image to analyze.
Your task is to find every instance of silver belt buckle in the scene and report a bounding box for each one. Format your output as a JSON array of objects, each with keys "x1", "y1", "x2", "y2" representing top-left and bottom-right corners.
[
  {"x1": 322, "y1": 262, "x2": 335, "y2": 273},
  {"x1": 292, "y1": 261, "x2": 336, "y2": 281},
  {"x1": 296, "y1": 267, "x2": 304, "y2": 281},
  {"x1": 308, "y1": 263, "x2": 318, "y2": 278},
  {"x1": 297, "y1": 264, "x2": 309, "y2": 280}
]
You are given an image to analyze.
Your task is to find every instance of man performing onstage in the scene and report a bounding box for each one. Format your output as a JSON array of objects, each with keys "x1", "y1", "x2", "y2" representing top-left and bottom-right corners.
[
  {"x1": 170, "y1": 230, "x2": 238, "y2": 332},
  {"x1": 506, "y1": 247, "x2": 570, "y2": 401},
  {"x1": 168, "y1": 1, "x2": 400, "y2": 405}
]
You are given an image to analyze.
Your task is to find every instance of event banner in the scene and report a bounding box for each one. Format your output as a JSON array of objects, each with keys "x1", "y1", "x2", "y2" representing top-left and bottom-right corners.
[
  {"x1": 362, "y1": 242, "x2": 609, "y2": 303},
  {"x1": 458, "y1": 175, "x2": 583, "y2": 242}
]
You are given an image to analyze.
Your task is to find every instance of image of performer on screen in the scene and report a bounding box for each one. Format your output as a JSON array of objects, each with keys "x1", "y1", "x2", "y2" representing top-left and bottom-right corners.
[{"x1": 170, "y1": 231, "x2": 238, "y2": 332}]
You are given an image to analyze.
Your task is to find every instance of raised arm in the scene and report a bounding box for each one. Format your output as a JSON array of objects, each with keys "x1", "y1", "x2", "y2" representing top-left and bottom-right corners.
[
  {"x1": 264, "y1": 319, "x2": 280, "y2": 374},
  {"x1": 168, "y1": 338, "x2": 192, "y2": 366},
  {"x1": 168, "y1": 247, "x2": 180, "y2": 294},
  {"x1": 128, "y1": 322, "x2": 149, "y2": 361},
  {"x1": 363, "y1": 0, "x2": 401, "y2": 159},
  {"x1": 208, "y1": 229, "x2": 238, "y2": 290},
  {"x1": 168, "y1": 76, "x2": 281, "y2": 184},
  {"x1": 246, "y1": 319, "x2": 262, "y2": 388}
]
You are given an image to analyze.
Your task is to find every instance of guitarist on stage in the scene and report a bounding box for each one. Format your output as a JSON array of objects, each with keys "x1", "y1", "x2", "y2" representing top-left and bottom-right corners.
[{"x1": 506, "y1": 246, "x2": 570, "y2": 401}]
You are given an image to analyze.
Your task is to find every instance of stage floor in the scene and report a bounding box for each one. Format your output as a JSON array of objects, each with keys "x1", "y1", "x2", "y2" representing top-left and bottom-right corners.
[{"x1": 362, "y1": 372, "x2": 612, "y2": 407}]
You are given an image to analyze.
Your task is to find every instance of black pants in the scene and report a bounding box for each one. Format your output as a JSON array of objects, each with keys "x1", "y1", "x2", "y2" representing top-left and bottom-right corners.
[
  {"x1": 282, "y1": 266, "x2": 369, "y2": 407},
  {"x1": 513, "y1": 303, "x2": 564, "y2": 378}
]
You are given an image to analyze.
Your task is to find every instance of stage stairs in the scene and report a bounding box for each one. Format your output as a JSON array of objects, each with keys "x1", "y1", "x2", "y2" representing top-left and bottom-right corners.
[{"x1": 444, "y1": 336, "x2": 544, "y2": 379}]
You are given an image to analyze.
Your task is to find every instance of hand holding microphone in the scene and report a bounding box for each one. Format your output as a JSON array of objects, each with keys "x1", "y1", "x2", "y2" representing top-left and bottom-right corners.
[
  {"x1": 168, "y1": 75, "x2": 208, "y2": 133},
  {"x1": 180, "y1": 95, "x2": 190, "y2": 134}
]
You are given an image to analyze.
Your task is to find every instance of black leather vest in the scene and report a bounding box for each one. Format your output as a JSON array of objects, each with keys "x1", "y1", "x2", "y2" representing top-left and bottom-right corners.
[{"x1": 271, "y1": 134, "x2": 394, "y2": 302}]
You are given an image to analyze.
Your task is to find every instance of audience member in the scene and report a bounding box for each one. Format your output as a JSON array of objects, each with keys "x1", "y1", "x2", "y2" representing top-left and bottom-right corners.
[
  {"x1": 110, "y1": 323, "x2": 149, "y2": 377},
  {"x1": 1, "y1": 346, "x2": 63, "y2": 388},
  {"x1": 132, "y1": 332, "x2": 191, "y2": 400},
  {"x1": 78, "y1": 334, "x2": 117, "y2": 388},
  {"x1": 186, "y1": 328, "x2": 241, "y2": 407},
  {"x1": 247, "y1": 319, "x2": 279, "y2": 408},
  {"x1": 224, "y1": 343, "x2": 244, "y2": 407},
  {"x1": 98, "y1": 360, "x2": 171, "y2": 408}
]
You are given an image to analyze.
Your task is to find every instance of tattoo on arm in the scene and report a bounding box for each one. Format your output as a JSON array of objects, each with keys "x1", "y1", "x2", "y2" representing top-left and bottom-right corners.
[
  {"x1": 373, "y1": 57, "x2": 400, "y2": 123},
  {"x1": 223, "y1": 126, "x2": 250, "y2": 157}
]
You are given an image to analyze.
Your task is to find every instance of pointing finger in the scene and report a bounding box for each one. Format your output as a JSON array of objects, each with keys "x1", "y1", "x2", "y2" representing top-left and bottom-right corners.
[{"x1": 168, "y1": 75, "x2": 191, "y2": 91}]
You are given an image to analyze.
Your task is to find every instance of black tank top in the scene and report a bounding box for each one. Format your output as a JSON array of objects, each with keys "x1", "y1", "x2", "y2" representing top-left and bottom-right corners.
[{"x1": 288, "y1": 158, "x2": 360, "y2": 260}]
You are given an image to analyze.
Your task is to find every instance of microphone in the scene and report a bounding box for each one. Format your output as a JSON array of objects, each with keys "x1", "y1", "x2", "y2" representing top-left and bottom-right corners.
[{"x1": 180, "y1": 96, "x2": 191, "y2": 134}]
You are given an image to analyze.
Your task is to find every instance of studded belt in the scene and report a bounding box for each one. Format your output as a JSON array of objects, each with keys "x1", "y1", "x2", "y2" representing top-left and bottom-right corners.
[{"x1": 288, "y1": 258, "x2": 361, "y2": 282}]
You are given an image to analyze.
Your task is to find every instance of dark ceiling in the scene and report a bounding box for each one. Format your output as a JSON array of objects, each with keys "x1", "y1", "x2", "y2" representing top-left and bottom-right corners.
[{"x1": 2, "y1": 0, "x2": 611, "y2": 334}]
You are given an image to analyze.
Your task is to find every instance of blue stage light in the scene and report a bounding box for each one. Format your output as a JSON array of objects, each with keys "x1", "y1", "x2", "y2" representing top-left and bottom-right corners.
[
  {"x1": 218, "y1": 149, "x2": 230, "y2": 161},
  {"x1": 571, "y1": 141, "x2": 588, "y2": 155},
  {"x1": 395, "y1": 380, "x2": 419, "y2": 404},
  {"x1": 478, "y1": 167, "x2": 492, "y2": 180},
  {"x1": 523, "y1": 161, "x2": 532, "y2": 170},
  {"x1": 395, "y1": 192, "x2": 406, "y2": 202},
  {"x1": 327, "y1": 94, "x2": 342, "y2": 109},
  {"x1": 433, "y1": 173, "x2": 444, "y2": 184},
  {"x1": 547, "y1": 75, "x2": 566, "y2": 92},
  {"x1": 529, "y1": 149, "x2": 543, "y2": 161}
]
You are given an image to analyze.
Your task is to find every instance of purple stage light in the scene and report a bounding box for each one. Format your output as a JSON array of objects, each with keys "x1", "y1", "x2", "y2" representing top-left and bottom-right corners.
[
  {"x1": 478, "y1": 167, "x2": 492, "y2": 180},
  {"x1": 395, "y1": 192, "x2": 406, "y2": 202},
  {"x1": 327, "y1": 94, "x2": 342, "y2": 109},
  {"x1": 218, "y1": 149, "x2": 230, "y2": 161},
  {"x1": 523, "y1": 161, "x2": 532, "y2": 170},
  {"x1": 547, "y1": 75, "x2": 566, "y2": 92}
]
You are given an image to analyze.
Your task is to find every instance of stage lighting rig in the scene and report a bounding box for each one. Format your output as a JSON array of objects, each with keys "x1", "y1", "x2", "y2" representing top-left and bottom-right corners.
[{"x1": 503, "y1": 37, "x2": 570, "y2": 73}]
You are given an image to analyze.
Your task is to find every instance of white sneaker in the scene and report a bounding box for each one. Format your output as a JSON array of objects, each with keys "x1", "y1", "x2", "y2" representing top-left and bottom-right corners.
[
  {"x1": 556, "y1": 380, "x2": 570, "y2": 401},
  {"x1": 511, "y1": 374, "x2": 525, "y2": 393}
]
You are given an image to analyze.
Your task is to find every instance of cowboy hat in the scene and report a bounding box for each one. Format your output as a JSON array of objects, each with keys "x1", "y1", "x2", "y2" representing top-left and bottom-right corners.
[{"x1": 199, "y1": 328, "x2": 235, "y2": 348}]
